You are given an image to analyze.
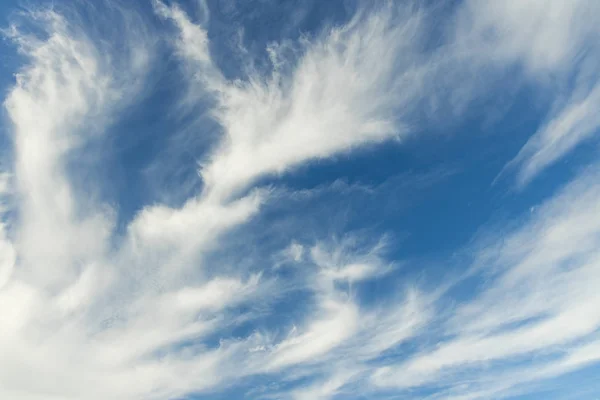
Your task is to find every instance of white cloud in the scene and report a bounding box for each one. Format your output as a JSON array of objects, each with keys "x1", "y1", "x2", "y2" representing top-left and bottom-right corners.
[
  {"x1": 247, "y1": 237, "x2": 431, "y2": 400},
  {"x1": 2, "y1": 1, "x2": 600, "y2": 400},
  {"x1": 459, "y1": 0, "x2": 600, "y2": 185},
  {"x1": 0, "y1": 173, "x2": 15, "y2": 289},
  {"x1": 158, "y1": 1, "x2": 429, "y2": 201},
  {"x1": 457, "y1": 0, "x2": 599, "y2": 75},
  {"x1": 0, "y1": 4, "x2": 258, "y2": 400},
  {"x1": 0, "y1": 2, "x2": 431, "y2": 399},
  {"x1": 268, "y1": 298, "x2": 360, "y2": 369},
  {"x1": 290, "y1": 369, "x2": 361, "y2": 400},
  {"x1": 310, "y1": 235, "x2": 391, "y2": 283},
  {"x1": 506, "y1": 79, "x2": 600, "y2": 186},
  {"x1": 371, "y1": 167, "x2": 600, "y2": 398},
  {"x1": 162, "y1": 0, "x2": 600, "y2": 192}
]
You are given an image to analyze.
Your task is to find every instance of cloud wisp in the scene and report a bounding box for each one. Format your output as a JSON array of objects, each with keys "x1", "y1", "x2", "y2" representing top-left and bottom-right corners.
[
  {"x1": 0, "y1": 1, "x2": 599, "y2": 400},
  {"x1": 468, "y1": 0, "x2": 600, "y2": 186}
]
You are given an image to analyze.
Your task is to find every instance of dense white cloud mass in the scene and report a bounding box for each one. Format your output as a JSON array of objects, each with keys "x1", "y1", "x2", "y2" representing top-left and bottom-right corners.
[{"x1": 0, "y1": 1, "x2": 599, "y2": 400}]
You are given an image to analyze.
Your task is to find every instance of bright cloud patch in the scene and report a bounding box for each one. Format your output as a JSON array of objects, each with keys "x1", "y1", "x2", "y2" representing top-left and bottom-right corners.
[{"x1": 0, "y1": 1, "x2": 599, "y2": 400}]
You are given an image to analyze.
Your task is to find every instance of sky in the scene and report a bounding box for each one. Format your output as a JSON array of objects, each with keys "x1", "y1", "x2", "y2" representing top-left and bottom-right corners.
[{"x1": 0, "y1": 0, "x2": 599, "y2": 399}]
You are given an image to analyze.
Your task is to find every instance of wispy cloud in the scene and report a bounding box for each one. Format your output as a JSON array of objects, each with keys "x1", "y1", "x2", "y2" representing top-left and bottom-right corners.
[
  {"x1": 505, "y1": 78, "x2": 600, "y2": 186},
  {"x1": 1, "y1": 1, "x2": 599, "y2": 400},
  {"x1": 157, "y1": 1, "x2": 432, "y2": 201},
  {"x1": 372, "y1": 166, "x2": 600, "y2": 398},
  {"x1": 469, "y1": 0, "x2": 600, "y2": 186}
]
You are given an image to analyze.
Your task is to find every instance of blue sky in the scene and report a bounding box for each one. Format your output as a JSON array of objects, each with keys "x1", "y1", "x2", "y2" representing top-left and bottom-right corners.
[{"x1": 0, "y1": 0, "x2": 600, "y2": 399}]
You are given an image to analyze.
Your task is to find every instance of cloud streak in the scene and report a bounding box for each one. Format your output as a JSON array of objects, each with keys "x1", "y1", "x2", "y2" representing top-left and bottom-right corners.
[
  {"x1": 469, "y1": 0, "x2": 600, "y2": 186},
  {"x1": 372, "y1": 166, "x2": 600, "y2": 398},
  {"x1": 0, "y1": 1, "x2": 599, "y2": 400},
  {"x1": 157, "y1": 1, "x2": 431, "y2": 201}
]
